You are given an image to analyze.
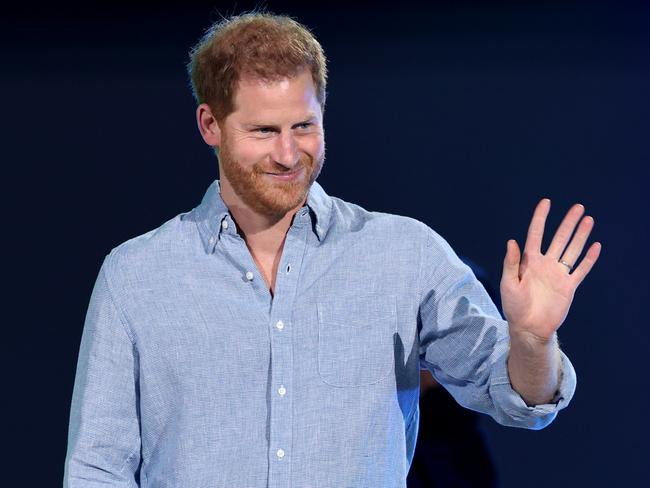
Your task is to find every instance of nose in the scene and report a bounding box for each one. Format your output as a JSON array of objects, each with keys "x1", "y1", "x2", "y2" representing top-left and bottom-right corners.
[{"x1": 271, "y1": 131, "x2": 300, "y2": 169}]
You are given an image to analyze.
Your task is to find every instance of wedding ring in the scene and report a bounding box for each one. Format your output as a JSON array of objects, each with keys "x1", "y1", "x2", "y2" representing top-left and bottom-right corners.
[{"x1": 559, "y1": 260, "x2": 573, "y2": 272}]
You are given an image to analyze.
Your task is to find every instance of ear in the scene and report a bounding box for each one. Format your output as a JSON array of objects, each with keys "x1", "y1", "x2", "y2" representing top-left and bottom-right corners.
[{"x1": 196, "y1": 103, "x2": 222, "y2": 147}]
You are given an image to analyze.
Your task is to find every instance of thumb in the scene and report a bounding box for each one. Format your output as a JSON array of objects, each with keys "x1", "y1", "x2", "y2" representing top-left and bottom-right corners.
[{"x1": 502, "y1": 239, "x2": 521, "y2": 284}]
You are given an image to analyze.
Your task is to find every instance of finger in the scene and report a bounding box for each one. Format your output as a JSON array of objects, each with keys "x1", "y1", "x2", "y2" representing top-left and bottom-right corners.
[
  {"x1": 559, "y1": 215, "x2": 595, "y2": 268},
  {"x1": 524, "y1": 198, "x2": 551, "y2": 255},
  {"x1": 547, "y1": 203, "x2": 585, "y2": 259},
  {"x1": 570, "y1": 241, "x2": 602, "y2": 286},
  {"x1": 502, "y1": 239, "x2": 521, "y2": 285}
]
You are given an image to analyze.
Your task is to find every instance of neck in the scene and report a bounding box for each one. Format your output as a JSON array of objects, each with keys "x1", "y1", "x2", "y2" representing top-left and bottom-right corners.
[{"x1": 219, "y1": 180, "x2": 306, "y2": 256}]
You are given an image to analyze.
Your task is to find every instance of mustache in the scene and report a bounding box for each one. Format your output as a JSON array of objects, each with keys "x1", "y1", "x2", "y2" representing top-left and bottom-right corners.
[{"x1": 256, "y1": 158, "x2": 313, "y2": 175}]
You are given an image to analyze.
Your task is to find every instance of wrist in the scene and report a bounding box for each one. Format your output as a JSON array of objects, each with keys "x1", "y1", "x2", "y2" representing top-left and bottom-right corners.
[{"x1": 509, "y1": 325, "x2": 558, "y2": 348}]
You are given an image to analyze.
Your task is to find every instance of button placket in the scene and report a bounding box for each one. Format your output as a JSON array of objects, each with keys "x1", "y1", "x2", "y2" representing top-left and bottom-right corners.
[{"x1": 266, "y1": 218, "x2": 310, "y2": 483}]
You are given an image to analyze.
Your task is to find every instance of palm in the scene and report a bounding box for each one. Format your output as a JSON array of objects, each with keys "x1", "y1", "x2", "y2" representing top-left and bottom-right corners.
[{"x1": 500, "y1": 199, "x2": 601, "y2": 341}]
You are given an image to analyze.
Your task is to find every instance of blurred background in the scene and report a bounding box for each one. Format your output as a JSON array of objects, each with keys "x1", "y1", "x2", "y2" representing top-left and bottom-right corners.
[{"x1": 3, "y1": 1, "x2": 648, "y2": 486}]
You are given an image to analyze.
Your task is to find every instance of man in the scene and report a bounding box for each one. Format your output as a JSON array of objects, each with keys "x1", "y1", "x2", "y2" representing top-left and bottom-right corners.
[{"x1": 63, "y1": 12, "x2": 601, "y2": 487}]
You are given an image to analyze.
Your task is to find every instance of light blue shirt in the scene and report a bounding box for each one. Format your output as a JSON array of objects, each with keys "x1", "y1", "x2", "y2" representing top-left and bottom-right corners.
[{"x1": 64, "y1": 179, "x2": 576, "y2": 487}]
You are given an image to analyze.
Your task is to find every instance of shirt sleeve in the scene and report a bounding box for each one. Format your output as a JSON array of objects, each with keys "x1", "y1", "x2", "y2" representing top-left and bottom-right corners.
[
  {"x1": 63, "y1": 256, "x2": 142, "y2": 486},
  {"x1": 417, "y1": 226, "x2": 577, "y2": 430}
]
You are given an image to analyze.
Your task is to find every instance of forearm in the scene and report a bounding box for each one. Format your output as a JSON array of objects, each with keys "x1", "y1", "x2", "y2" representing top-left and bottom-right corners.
[{"x1": 507, "y1": 329, "x2": 562, "y2": 406}]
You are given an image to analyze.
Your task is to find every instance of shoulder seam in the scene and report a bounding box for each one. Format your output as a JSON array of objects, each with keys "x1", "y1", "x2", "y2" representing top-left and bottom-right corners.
[
  {"x1": 417, "y1": 226, "x2": 441, "y2": 306},
  {"x1": 101, "y1": 253, "x2": 137, "y2": 346}
]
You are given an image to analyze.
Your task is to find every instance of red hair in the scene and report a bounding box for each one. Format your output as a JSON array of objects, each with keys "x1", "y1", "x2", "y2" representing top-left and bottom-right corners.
[{"x1": 187, "y1": 12, "x2": 328, "y2": 121}]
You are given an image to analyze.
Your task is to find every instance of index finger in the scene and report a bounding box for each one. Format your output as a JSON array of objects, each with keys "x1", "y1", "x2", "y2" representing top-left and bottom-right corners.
[{"x1": 524, "y1": 198, "x2": 551, "y2": 255}]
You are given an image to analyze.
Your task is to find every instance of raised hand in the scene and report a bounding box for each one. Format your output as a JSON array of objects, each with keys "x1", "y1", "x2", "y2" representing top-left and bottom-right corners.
[{"x1": 500, "y1": 199, "x2": 601, "y2": 342}]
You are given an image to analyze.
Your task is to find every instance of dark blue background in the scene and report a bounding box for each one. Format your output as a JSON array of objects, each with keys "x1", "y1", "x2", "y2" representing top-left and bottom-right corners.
[{"x1": 4, "y1": 1, "x2": 648, "y2": 486}]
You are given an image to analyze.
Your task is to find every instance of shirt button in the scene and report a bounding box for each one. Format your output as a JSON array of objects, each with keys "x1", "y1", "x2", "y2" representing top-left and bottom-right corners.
[
  {"x1": 278, "y1": 385, "x2": 286, "y2": 396},
  {"x1": 221, "y1": 220, "x2": 229, "y2": 230},
  {"x1": 245, "y1": 271, "x2": 254, "y2": 281},
  {"x1": 276, "y1": 449, "x2": 285, "y2": 459},
  {"x1": 276, "y1": 320, "x2": 284, "y2": 330}
]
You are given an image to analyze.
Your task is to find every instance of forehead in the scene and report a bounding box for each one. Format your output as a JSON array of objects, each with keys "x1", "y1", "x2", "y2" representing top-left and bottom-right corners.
[{"x1": 230, "y1": 70, "x2": 321, "y2": 121}]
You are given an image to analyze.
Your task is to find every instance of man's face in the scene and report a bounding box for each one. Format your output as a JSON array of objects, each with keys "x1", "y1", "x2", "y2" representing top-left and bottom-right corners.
[{"x1": 216, "y1": 69, "x2": 325, "y2": 219}]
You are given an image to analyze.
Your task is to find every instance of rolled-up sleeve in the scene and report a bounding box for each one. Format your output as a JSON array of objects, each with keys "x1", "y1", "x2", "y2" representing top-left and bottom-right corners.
[
  {"x1": 63, "y1": 256, "x2": 142, "y2": 487},
  {"x1": 417, "y1": 226, "x2": 577, "y2": 430}
]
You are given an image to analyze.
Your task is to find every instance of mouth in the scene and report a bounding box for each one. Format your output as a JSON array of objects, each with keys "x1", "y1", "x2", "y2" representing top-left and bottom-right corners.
[{"x1": 264, "y1": 167, "x2": 304, "y2": 182}]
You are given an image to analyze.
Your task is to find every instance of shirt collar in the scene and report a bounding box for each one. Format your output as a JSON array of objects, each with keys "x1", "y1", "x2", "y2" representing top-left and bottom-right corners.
[{"x1": 192, "y1": 179, "x2": 333, "y2": 254}]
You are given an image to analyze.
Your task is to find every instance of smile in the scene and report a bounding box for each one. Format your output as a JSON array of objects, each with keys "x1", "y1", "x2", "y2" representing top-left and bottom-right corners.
[{"x1": 265, "y1": 167, "x2": 304, "y2": 182}]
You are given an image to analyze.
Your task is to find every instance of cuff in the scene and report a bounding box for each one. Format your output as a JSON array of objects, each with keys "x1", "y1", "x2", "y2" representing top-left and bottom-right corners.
[{"x1": 487, "y1": 343, "x2": 577, "y2": 430}]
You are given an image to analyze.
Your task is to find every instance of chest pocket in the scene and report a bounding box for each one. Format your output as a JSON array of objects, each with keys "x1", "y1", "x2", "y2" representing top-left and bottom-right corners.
[{"x1": 317, "y1": 294, "x2": 397, "y2": 387}]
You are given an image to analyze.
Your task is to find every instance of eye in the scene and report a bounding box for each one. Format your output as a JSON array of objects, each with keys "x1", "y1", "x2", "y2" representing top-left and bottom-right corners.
[
  {"x1": 296, "y1": 122, "x2": 312, "y2": 129},
  {"x1": 255, "y1": 127, "x2": 273, "y2": 134}
]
